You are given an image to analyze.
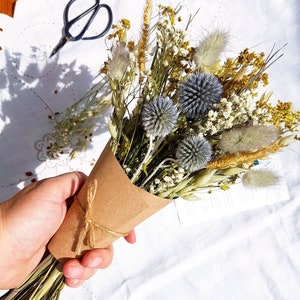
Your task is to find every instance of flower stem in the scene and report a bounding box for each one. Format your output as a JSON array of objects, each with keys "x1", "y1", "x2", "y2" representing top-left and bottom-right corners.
[
  {"x1": 140, "y1": 158, "x2": 176, "y2": 188},
  {"x1": 130, "y1": 136, "x2": 165, "y2": 183},
  {"x1": 131, "y1": 135, "x2": 154, "y2": 183}
]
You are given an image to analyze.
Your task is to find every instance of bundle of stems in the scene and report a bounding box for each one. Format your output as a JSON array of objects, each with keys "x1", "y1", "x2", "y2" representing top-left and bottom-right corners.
[{"x1": 1, "y1": 254, "x2": 63, "y2": 300}]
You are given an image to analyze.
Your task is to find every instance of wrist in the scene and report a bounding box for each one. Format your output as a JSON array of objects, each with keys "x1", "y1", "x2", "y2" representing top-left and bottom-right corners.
[
  {"x1": 0, "y1": 200, "x2": 46, "y2": 289},
  {"x1": 0, "y1": 201, "x2": 26, "y2": 289},
  {"x1": 0, "y1": 201, "x2": 11, "y2": 288},
  {"x1": 0, "y1": 201, "x2": 8, "y2": 264}
]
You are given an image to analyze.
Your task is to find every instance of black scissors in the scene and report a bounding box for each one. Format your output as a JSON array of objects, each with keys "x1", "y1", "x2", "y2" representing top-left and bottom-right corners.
[{"x1": 49, "y1": 0, "x2": 113, "y2": 58}]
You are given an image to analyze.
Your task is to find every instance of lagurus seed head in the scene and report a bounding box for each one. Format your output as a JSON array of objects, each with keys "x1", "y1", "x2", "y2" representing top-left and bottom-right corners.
[
  {"x1": 218, "y1": 125, "x2": 279, "y2": 153},
  {"x1": 141, "y1": 96, "x2": 178, "y2": 137},
  {"x1": 242, "y1": 169, "x2": 280, "y2": 187},
  {"x1": 176, "y1": 135, "x2": 212, "y2": 172},
  {"x1": 179, "y1": 72, "x2": 223, "y2": 120}
]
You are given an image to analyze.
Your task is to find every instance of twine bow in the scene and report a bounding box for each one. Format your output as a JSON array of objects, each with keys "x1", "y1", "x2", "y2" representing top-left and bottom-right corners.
[{"x1": 75, "y1": 179, "x2": 128, "y2": 255}]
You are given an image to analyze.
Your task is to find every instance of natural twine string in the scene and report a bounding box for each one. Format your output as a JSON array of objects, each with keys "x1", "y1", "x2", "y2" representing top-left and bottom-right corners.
[{"x1": 75, "y1": 179, "x2": 128, "y2": 255}]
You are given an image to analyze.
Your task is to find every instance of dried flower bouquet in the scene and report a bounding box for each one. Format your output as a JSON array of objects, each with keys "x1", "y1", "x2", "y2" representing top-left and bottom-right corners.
[{"x1": 2, "y1": 1, "x2": 299, "y2": 299}]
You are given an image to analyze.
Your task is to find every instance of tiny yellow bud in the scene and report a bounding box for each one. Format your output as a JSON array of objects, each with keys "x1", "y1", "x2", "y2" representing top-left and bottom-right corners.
[{"x1": 278, "y1": 134, "x2": 295, "y2": 147}]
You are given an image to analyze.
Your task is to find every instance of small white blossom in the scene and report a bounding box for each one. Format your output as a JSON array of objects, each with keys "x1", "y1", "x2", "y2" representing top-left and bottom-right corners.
[
  {"x1": 210, "y1": 125, "x2": 218, "y2": 135},
  {"x1": 163, "y1": 176, "x2": 173, "y2": 183},
  {"x1": 223, "y1": 110, "x2": 231, "y2": 119}
]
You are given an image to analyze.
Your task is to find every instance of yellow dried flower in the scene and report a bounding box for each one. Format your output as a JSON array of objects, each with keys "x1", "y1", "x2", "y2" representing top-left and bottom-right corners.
[
  {"x1": 159, "y1": 5, "x2": 176, "y2": 25},
  {"x1": 138, "y1": 0, "x2": 152, "y2": 78},
  {"x1": 127, "y1": 40, "x2": 136, "y2": 52},
  {"x1": 121, "y1": 18, "x2": 131, "y2": 29},
  {"x1": 100, "y1": 61, "x2": 109, "y2": 74},
  {"x1": 108, "y1": 19, "x2": 131, "y2": 43},
  {"x1": 259, "y1": 100, "x2": 300, "y2": 132},
  {"x1": 216, "y1": 48, "x2": 269, "y2": 97},
  {"x1": 207, "y1": 141, "x2": 283, "y2": 170}
]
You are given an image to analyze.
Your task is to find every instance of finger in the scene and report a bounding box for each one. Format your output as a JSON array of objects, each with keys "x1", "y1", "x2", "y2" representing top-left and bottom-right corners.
[
  {"x1": 63, "y1": 259, "x2": 97, "y2": 283},
  {"x1": 81, "y1": 246, "x2": 114, "y2": 269},
  {"x1": 43, "y1": 171, "x2": 87, "y2": 201},
  {"x1": 124, "y1": 229, "x2": 136, "y2": 244},
  {"x1": 62, "y1": 246, "x2": 114, "y2": 281},
  {"x1": 24, "y1": 172, "x2": 87, "y2": 205},
  {"x1": 65, "y1": 278, "x2": 85, "y2": 288}
]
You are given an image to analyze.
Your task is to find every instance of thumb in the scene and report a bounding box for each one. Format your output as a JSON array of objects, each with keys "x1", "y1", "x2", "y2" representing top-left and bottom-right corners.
[{"x1": 20, "y1": 171, "x2": 87, "y2": 205}]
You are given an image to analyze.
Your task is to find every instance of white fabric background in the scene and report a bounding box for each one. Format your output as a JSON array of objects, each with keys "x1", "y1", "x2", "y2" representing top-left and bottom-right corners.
[{"x1": 0, "y1": 0, "x2": 299, "y2": 299}]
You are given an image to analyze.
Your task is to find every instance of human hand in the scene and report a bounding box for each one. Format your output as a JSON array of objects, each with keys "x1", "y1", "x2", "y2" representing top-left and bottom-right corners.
[{"x1": 0, "y1": 172, "x2": 136, "y2": 289}]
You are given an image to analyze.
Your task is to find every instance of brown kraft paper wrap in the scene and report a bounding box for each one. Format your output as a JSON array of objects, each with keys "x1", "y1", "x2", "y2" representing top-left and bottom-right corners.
[{"x1": 48, "y1": 143, "x2": 172, "y2": 261}]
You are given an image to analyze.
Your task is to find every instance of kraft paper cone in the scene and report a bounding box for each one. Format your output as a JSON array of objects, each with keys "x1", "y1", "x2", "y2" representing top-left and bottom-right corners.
[{"x1": 48, "y1": 143, "x2": 172, "y2": 261}]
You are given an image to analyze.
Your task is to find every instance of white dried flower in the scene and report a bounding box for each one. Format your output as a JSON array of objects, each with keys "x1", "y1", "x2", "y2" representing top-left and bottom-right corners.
[
  {"x1": 242, "y1": 169, "x2": 280, "y2": 187},
  {"x1": 163, "y1": 176, "x2": 173, "y2": 183},
  {"x1": 193, "y1": 30, "x2": 229, "y2": 72},
  {"x1": 154, "y1": 178, "x2": 161, "y2": 185},
  {"x1": 218, "y1": 125, "x2": 279, "y2": 153},
  {"x1": 107, "y1": 44, "x2": 131, "y2": 82}
]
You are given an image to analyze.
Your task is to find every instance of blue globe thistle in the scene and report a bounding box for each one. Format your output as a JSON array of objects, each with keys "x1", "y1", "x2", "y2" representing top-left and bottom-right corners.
[
  {"x1": 176, "y1": 136, "x2": 212, "y2": 172},
  {"x1": 141, "y1": 97, "x2": 178, "y2": 137},
  {"x1": 179, "y1": 72, "x2": 223, "y2": 120}
]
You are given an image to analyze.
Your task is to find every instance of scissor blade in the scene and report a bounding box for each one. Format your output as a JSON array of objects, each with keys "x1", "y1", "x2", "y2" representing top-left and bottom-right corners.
[{"x1": 49, "y1": 37, "x2": 69, "y2": 58}]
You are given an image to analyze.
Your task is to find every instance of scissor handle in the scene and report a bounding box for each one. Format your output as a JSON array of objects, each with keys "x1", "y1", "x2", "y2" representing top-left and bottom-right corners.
[
  {"x1": 64, "y1": 0, "x2": 113, "y2": 41},
  {"x1": 82, "y1": 4, "x2": 113, "y2": 40}
]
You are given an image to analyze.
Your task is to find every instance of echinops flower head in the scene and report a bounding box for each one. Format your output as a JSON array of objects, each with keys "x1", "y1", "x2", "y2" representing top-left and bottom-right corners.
[
  {"x1": 141, "y1": 97, "x2": 178, "y2": 137},
  {"x1": 179, "y1": 72, "x2": 223, "y2": 120},
  {"x1": 176, "y1": 136, "x2": 212, "y2": 172}
]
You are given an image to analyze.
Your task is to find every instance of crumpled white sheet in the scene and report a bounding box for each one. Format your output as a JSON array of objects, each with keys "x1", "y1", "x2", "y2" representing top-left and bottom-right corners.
[{"x1": 0, "y1": 0, "x2": 299, "y2": 299}]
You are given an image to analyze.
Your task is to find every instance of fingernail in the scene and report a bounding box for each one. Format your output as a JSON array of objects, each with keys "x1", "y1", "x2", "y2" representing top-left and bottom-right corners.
[
  {"x1": 69, "y1": 278, "x2": 80, "y2": 286},
  {"x1": 87, "y1": 256, "x2": 102, "y2": 268},
  {"x1": 67, "y1": 267, "x2": 81, "y2": 278}
]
